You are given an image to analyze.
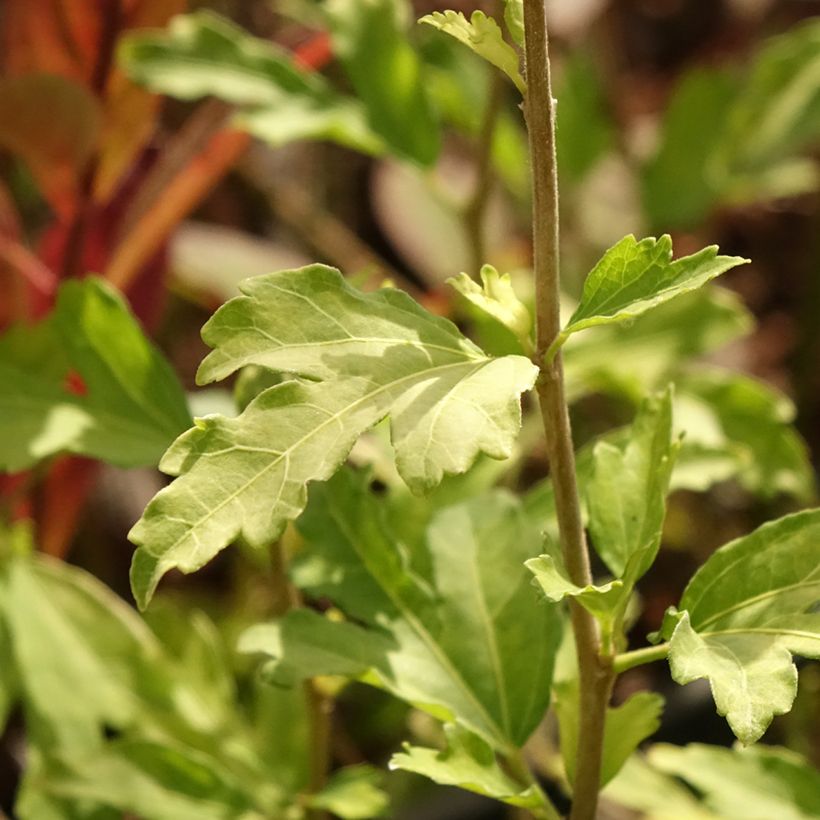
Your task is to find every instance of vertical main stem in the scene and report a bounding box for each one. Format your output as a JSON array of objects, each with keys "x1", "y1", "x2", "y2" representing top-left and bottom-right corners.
[{"x1": 521, "y1": 2, "x2": 615, "y2": 818}]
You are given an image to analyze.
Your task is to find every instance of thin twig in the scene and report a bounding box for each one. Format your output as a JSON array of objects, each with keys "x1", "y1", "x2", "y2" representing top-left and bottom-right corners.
[{"x1": 521, "y1": 2, "x2": 614, "y2": 818}]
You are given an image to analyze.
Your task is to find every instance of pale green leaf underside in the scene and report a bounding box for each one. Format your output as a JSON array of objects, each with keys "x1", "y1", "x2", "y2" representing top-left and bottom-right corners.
[
  {"x1": 664, "y1": 509, "x2": 820, "y2": 744},
  {"x1": 448, "y1": 265, "x2": 531, "y2": 344},
  {"x1": 120, "y1": 11, "x2": 383, "y2": 154},
  {"x1": 0, "y1": 277, "x2": 190, "y2": 471},
  {"x1": 502, "y1": 0, "x2": 525, "y2": 46},
  {"x1": 525, "y1": 554, "x2": 622, "y2": 622},
  {"x1": 419, "y1": 11, "x2": 526, "y2": 94},
  {"x1": 390, "y1": 725, "x2": 545, "y2": 811},
  {"x1": 129, "y1": 266, "x2": 535, "y2": 609},
  {"x1": 241, "y1": 474, "x2": 561, "y2": 750},
  {"x1": 555, "y1": 235, "x2": 748, "y2": 352}
]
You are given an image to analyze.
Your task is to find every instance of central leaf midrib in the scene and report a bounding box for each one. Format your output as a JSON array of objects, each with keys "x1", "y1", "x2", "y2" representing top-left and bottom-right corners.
[
  {"x1": 143, "y1": 358, "x2": 491, "y2": 560},
  {"x1": 330, "y1": 503, "x2": 509, "y2": 748}
]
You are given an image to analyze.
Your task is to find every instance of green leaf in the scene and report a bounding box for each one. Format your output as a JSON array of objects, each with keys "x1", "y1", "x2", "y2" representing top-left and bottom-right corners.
[
  {"x1": 587, "y1": 387, "x2": 678, "y2": 581},
  {"x1": 661, "y1": 510, "x2": 820, "y2": 744},
  {"x1": 448, "y1": 265, "x2": 532, "y2": 345},
  {"x1": 130, "y1": 266, "x2": 536, "y2": 609},
  {"x1": 419, "y1": 11, "x2": 526, "y2": 94},
  {"x1": 502, "y1": 0, "x2": 524, "y2": 46},
  {"x1": 0, "y1": 277, "x2": 191, "y2": 471},
  {"x1": 27, "y1": 740, "x2": 265, "y2": 820},
  {"x1": 390, "y1": 725, "x2": 547, "y2": 811},
  {"x1": 715, "y1": 20, "x2": 820, "y2": 197},
  {"x1": 642, "y1": 67, "x2": 736, "y2": 230},
  {"x1": 119, "y1": 11, "x2": 383, "y2": 154},
  {"x1": 604, "y1": 753, "x2": 720, "y2": 819},
  {"x1": 241, "y1": 471, "x2": 561, "y2": 750},
  {"x1": 525, "y1": 553, "x2": 622, "y2": 622},
  {"x1": 674, "y1": 369, "x2": 814, "y2": 501},
  {"x1": 554, "y1": 235, "x2": 747, "y2": 353},
  {"x1": 306, "y1": 765, "x2": 389, "y2": 819},
  {"x1": 323, "y1": 0, "x2": 440, "y2": 164},
  {"x1": 649, "y1": 743, "x2": 820, "y2": 820}
]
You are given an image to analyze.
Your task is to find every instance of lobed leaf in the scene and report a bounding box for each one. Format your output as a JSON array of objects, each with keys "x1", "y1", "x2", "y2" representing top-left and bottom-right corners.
[
  {"x1": 660, "y1": 510, "x2": 820, "y2": 744},
  {"x1": 0, "y1": 277, "x2": 191, "y2": 472},
  {"x1": 130, "y1": 266, "x2": 536, "y2": 608},
  {"x1": 419, "y1": 11, "x2": 526, "y2": 94},
  {"x1": 241, "y1": 471, "x2": 561, "y2": 750},
  {"x1": 553, "y1": 235, "x2": 748, "y2": 354},
  {"x1": 119, "y1": 11, "x2": 383, "y2": 153}
]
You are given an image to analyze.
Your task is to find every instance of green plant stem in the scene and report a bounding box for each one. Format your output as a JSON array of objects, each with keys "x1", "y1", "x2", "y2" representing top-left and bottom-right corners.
[
  {"x1": 270, "y1": 541, "x2": 331, "y2": 820},
  {"x1": 522, "y1": 2, "x2": 614, "y2": 819},
  {"x1": 612, "y1": 643, "x2": 670, "y2": 674}
]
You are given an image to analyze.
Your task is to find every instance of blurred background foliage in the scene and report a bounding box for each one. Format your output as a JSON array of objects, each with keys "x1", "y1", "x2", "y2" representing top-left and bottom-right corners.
[{"x1": 0, "y1": 0, "x2": 819, "y2": 817}]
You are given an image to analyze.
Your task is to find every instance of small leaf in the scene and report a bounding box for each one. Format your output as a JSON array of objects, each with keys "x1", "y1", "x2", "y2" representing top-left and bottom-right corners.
[
  {"x1": 448, "y1": 265, "x2": 532, "y2": 345},
  {"x1": 419, "y1": 11, "x2": 526, "y2": 94},
  {"x1": 119, "y1": 10, "x2": 383, "y2": 154},
  {"x1": 502, "y1": 0, "x2": 524, "y2": 46},
  {"x1": 390, "y1": 725, "x2": 547, "y2": 811},
  {"x1": 0, "y1": 277, "x2": 191, "y2": 471},
  {"x1": 306, "y1": 765, "x2": 389, "y2": 819},
  {"x1": 662, "y1": 510, "x2": 820, "y2": 744},
  {"x1": 587, "y1": 386, "x2": 678, "y2": 582},
  {"x1": 525, "y1": 554, "x2": 622, "y2": 623},
  {"x1": 323, "y1": 0, "x2": 440, "y2": 164},
  {"x1": 553, "y1": 235, "x2": 748, "y2": 354},
  {"x1": 241, "y1": 471, "x2": 561, "y2": 750},
  {"x1": 130, "y1": 266, "x2": 536, "y2": 608}
]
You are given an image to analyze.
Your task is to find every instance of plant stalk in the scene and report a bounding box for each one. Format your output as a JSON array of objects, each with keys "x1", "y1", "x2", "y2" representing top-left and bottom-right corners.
[
  {"x1": 522, "y1": 2, "x2": 614, "y2": 818},
  {"x1": 612, "y1": 643, "x2": 670, "y2": 674}
]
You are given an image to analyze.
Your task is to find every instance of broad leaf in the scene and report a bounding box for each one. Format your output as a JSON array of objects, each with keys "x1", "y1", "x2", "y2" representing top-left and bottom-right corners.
[
  {"x1": 130, "y1": 266, "x2": 536, "y2": 608},
  {"x1": 323, "y1": 0, "x2": 440, "y2": 164},
  {"x1": 554, "y1": 235, "x2": 747, "y2": 352},
  {"x1": 119, "y1": 11, "x2": 383, "y2": 153},
  {"x1": 419, "y1": 11, "x2": 526, "y2": 94},
  {"x1": 649, "y1": 743, "x2": 820, "y2": 820},
  {"x1": 0, "y1": 277, "x2": 191, "y2": 471},
  {"x1": 587, "y1": 387, "x2": 678, "y2": 581},
  {"x1": 241, "y1": 471, "x2": 561, "y2": 750},
  {"x1": 449, "y1": 265, "x2": 532, "y2": 346},
  {"x1": 306, "y1": 766, "x2": 389, "y2": 819},
  {"x1": 660, "y1": 510, "x2": 820, "y2": 744},
  {"x1": 390, "y1": 725, "x2": 549, "y2": 813}
]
